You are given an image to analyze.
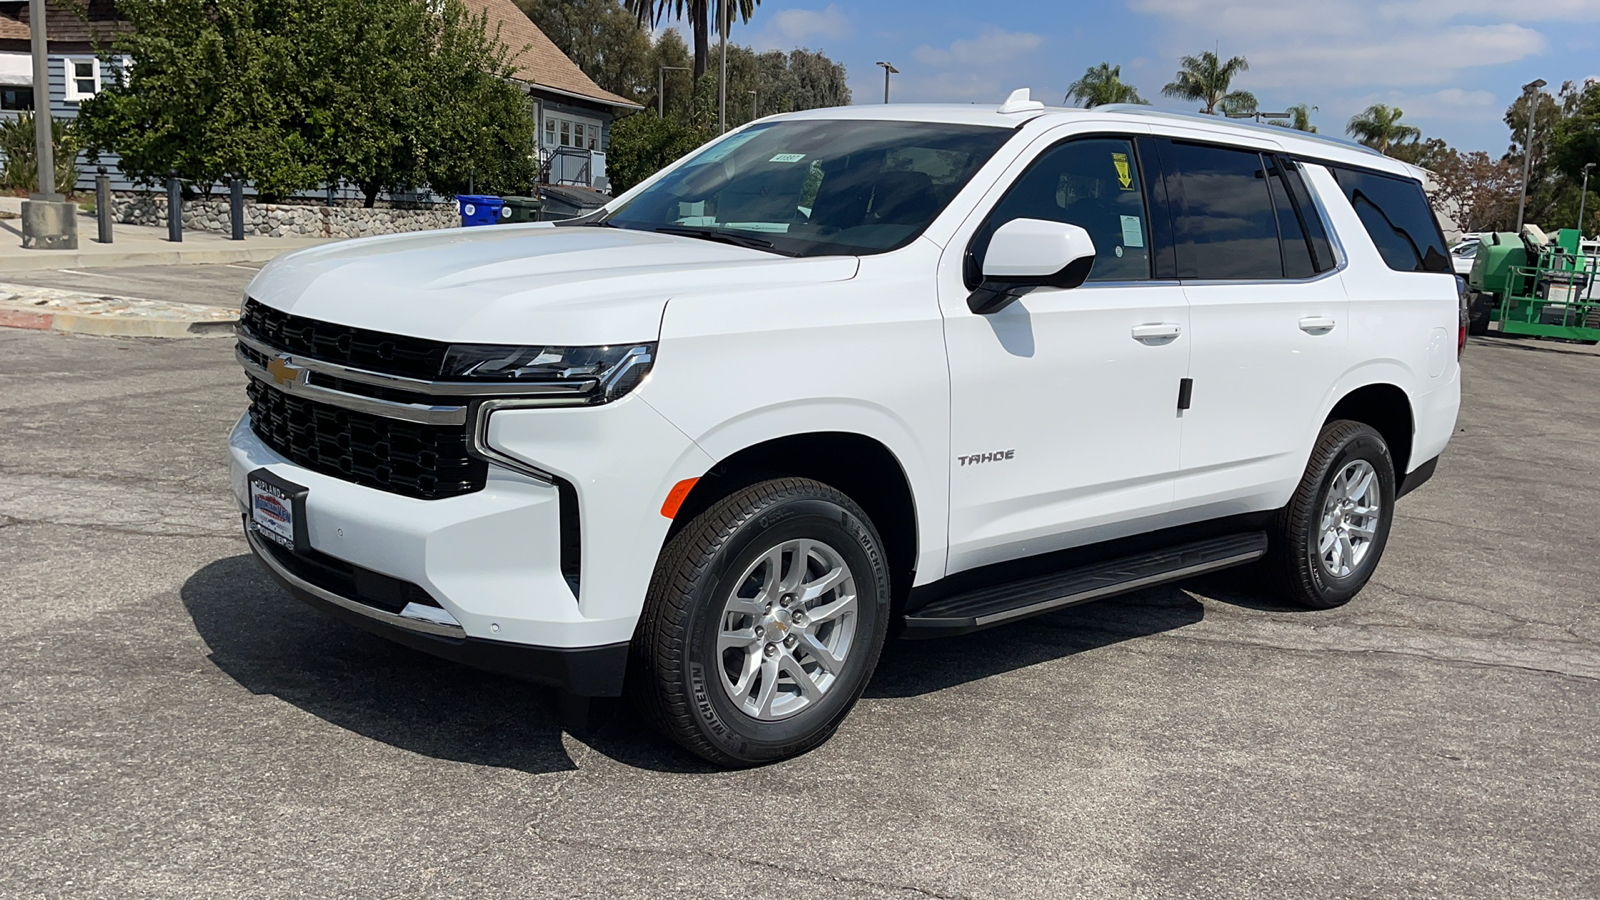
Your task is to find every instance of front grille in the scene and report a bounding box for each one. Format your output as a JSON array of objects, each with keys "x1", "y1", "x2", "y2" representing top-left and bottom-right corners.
[
  {"x1": 241, "y1": 298, "x2": 449, "y2": 381},
  {"x1": 248, "y1": 380, "x2": 486, "y2": 500}
]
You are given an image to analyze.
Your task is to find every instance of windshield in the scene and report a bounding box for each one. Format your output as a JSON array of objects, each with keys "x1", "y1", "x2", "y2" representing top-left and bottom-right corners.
[{"x1": 599, "y1": 120, "x2": 1014, "y2": 257}]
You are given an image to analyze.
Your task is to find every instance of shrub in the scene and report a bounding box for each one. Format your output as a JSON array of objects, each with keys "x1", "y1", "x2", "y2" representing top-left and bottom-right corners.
[{"x1": 0, "y1": 113, "x2": 82, "y2": 195}]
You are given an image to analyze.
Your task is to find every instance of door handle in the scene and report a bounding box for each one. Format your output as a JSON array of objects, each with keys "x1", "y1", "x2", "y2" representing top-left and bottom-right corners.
[
  {"x1": 1132, "y1": 323, "x2": 1182, "y2": 342},
  {"x1": 1299, "y1": 316, "x2": 1337, "y2": 334}
]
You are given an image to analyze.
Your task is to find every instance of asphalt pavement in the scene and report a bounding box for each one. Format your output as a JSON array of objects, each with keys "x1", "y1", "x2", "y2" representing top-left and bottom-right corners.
[
  {"x1": 0, "y1": 263, "x2": 262, "y2": 309},
  {"x1": 2, "y1": 326, "x2": 1598, "y2": 899}
]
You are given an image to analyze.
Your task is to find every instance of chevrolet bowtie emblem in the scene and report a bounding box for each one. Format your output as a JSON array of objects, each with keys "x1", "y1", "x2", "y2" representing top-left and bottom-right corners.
[{"x1": 267, "y1": 356, "x2": 303, "y2": 387}]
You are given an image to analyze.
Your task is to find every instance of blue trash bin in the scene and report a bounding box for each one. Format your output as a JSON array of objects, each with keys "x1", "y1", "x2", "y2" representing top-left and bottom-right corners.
[{"x1": 457, "y1": 195, "x2": 505, "y2": 227}]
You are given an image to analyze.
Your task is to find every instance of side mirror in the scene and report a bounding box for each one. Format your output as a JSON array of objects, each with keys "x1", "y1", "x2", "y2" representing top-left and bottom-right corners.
[{"x1": 968, "y1": 218, "x2": 1097, "y2": 314}]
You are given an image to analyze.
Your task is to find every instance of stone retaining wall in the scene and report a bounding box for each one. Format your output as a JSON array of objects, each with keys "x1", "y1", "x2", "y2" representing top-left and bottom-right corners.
[{"x1": 110, "y1": 194, "x2": 458, "y2": 238}]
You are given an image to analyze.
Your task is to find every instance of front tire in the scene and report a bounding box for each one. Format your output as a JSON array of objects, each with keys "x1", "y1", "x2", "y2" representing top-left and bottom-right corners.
[
  {"x1": 630, "y1": 478, "x2": 890, "y2": 766},
  {"x1": 1267, "y1": 420, "x2": 1396, "y2": 610}
]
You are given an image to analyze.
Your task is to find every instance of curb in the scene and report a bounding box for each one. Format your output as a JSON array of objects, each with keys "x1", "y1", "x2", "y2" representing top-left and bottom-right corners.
[
  {"x1": 0, "y1": 305, "x2": 235, "y2": 338},
  {"x1": 0, "y1": 241, "x2": 326, "y2": 273},
  {"x1": 0, "y1": 286, "x2": 238, "y2": 339}
]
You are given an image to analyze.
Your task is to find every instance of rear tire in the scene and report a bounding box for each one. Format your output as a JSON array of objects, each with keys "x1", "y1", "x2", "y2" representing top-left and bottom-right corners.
[
  {"x1": 630, "y1": 477, "x2": 890, "y2": 767},
  {"x1": 1267, "y1": 420, "x2": 1396, "y2": 610}
]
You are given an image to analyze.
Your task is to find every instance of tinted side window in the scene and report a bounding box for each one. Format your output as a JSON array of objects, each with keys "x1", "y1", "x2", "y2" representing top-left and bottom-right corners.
[
  {"x1": 1163, "y1": 142, "x2": 1283, "y2": 279},
  {"x1": 1279, "y1": 161, "x2": 1335, "y2": 272},
  {"x1": 1265, "y1": 158, "x2": 1314, "y2": 279},
  {"x1": 969, "y1": 137, "x2": 1153, "y2": 285},
  {"x1": 1329, "y1": 166, "x2": 1451, "y2": 274}
]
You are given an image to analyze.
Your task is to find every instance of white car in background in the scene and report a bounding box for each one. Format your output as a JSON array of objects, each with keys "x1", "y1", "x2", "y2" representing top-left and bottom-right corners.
[
  {"x1": 230, "y1": 93, "x2": 1461, "y2": 766},
  {"x1": 1450, "y1": 236, "x2": 1481, "y2": 276}
]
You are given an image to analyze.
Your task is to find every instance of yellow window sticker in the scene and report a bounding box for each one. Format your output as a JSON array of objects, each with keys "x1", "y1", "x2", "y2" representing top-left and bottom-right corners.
[
  {"x1": 769, "y1": 153, "x2": 806, "y2": 163},
  {"x1": 1112, "y1": 152, "x2": 1134, "y2": 190}
]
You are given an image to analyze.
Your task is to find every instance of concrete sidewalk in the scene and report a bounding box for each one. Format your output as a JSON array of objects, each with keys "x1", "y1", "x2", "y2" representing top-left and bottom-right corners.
[{"x1": 0, "y1": 197, "x2": 331, "y2": 272}]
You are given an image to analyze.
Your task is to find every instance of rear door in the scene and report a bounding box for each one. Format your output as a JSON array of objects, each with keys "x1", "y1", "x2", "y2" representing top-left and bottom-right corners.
[{"x1": 1142, "y1": 137, "x2": 1350, "y2": 516}]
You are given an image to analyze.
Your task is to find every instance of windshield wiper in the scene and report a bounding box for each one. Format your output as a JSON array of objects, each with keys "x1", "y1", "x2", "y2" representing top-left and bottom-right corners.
[{"x1": 652, "y1": 225, "x2": 795, "y2": 256}]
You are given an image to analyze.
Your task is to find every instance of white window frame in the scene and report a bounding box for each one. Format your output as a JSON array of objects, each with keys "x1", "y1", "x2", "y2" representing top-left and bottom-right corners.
[
  {"x1": 64, "y1": 57, "x2": 100, "y2": 102},
  {"x1": 542, "y1": 111, "x2": 603, "y2": 151}
]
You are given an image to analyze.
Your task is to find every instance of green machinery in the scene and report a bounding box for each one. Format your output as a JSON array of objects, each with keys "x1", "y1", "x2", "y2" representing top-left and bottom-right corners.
[{"x1": 1465, "y1": 226, "x2": 1600, "y2": 343}]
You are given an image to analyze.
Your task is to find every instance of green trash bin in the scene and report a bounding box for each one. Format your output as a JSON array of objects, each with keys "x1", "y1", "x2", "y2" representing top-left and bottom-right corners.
[{"x1": 501, "y1": 196, "x2": 544, "y2": 224}]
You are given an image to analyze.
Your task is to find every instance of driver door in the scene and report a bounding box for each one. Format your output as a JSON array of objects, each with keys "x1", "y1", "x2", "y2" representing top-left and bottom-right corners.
[{"x1": 940, "y1": 134, "x2": 1191, "y2": 574}]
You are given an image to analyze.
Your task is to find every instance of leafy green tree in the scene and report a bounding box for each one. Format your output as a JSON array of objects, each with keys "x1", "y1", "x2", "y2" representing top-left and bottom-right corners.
[
  {"x1": 77, "y1": 0, "x2": 321, "y2": 199},
  {"x1": 605, "y1": 110, "x2": 712, "y2": 193},
  {"x1": 625, "y1": 0, "x2": 760, "y2": 81},
  {"x1": 1389, "y1": 137, "x2": 1452, "y2": 169},
  {"x1": 517, "y1": 0, "x2": 654, "y2": 102},
  {"x1": 80, "y1": 0, "x2": 535, "y2": 205},
  {"x1": 1550, "y1": 80, "x2": 1599, "y2": 183},
  {"x1": 1345, "y1": 104, "x2": 1421, "y2": 155},
  {"x1": 1162, "y1": 50, "x2": 1253, "y2": 115},
  {"x1": 1066, "y1": 63, "x2": 1146, "y2": 108}
]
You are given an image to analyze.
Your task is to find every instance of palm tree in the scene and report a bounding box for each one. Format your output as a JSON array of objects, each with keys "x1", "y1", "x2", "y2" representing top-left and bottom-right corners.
[
  {"x1": 626, "y1": 0, "x2": 760, "y2": 81},
  {"x1": 1345, "y1": 104, "x2": 1421, "y2": 155},
  {"x1": 1162, "y1": 50, "x2": 1254, "y2": 115},
  {"x1": 1066, "y1": 63, "x2": 1148, "y2": 108}
]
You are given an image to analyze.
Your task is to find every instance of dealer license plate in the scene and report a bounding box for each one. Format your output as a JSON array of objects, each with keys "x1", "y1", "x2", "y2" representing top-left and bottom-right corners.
[{"x1": 248, "y1": 469, "x2": 306, "y2": 551}]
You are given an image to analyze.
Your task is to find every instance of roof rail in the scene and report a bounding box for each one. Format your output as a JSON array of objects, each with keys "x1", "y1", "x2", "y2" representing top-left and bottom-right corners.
[{"x1": 1092, "y1": 104, "x2": 1385, "y2": 156}]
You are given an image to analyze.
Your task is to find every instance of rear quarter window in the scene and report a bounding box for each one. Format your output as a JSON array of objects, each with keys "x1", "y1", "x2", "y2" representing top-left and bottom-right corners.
[{"x1": 1329, "y1": 166, "x2": 1451, "y2": 274}]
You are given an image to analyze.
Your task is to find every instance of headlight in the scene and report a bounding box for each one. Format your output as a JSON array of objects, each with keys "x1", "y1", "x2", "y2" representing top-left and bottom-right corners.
[{"x1": 441, "y1": 343, "x2": 655, "y2": 403}]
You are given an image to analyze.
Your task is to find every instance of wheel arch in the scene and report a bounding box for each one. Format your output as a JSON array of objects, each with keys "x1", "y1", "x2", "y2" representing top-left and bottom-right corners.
[
  {"x1": 665, "y1": 432, "x2": 921, "y2": 615},
  {"x1": 1325, "y1": 382, "x2": 1414, "y2": 478}
]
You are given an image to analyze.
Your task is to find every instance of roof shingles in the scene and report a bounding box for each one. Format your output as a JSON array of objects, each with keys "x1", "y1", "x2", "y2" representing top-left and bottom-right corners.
[{"x1": 460, "y1": 0, "x2": 639, "y2": 108}]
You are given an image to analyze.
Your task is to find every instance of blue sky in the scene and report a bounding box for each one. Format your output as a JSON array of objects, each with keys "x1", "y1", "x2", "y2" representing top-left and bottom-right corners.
[{"x1": 680, "y1": 0, "x2": 1600, "y2": 155}]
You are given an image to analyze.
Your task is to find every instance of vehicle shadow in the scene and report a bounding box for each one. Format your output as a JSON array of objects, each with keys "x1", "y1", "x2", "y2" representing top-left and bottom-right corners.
[
  {"x1": 182, "y1": 554, "x2": 587, "y2": 775},
  {"x1": 182, "y1": 555, "x2": 1287, "y2": 772}
]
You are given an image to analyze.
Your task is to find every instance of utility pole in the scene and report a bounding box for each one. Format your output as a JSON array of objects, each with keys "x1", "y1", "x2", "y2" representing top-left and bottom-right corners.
[
  {"x1": 876, "y1": 61, "x2": 897, "y2": 103},
  {"x1": 20, "y1": 0, "x2": 74, "y2": 249},
  {"x1": 1516, "y1": 78, "x2": 1547, "y2": 234},
  {"x1": 747, "y1": 89, "x2": 757, "y2": 121},
  {"x1": 658, "y1": 65, "x2": 689, "y2": 118},
  {"x1": 1579, "y1": 162, "x2": 1595, "y2": 237},
  {"x1": 718, "y1": 1, "x2": 728, "y2": 133}
]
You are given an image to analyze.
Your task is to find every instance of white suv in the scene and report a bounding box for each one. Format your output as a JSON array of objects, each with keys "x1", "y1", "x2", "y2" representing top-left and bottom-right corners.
[{"x1": 231, "y1": 93, "x2": 1461, "y2": 766}]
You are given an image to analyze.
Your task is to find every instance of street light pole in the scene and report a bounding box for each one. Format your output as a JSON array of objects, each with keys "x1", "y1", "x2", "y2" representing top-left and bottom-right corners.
[
  {"x1": 1515, "y1": 78, "x2": 1547, "y2": 233},
  {"x1": 658, "y1": 65, "x2": 689, "y2": 118},
  {"x1": 876, "y1": 61, "x2": 897, "y2": 103},
  {"x1": 718, "y1": 1, "x2": 729, "y2": 133},
  {"x1": 747, "y1": 89, "x2": 757, "y2": 121},
  {"x1": 1580, "y1": 162, "x2": 1595, "y2": 237},
  {"x1": 27, "y1": 0, "x2": 53, "y2": 199}
]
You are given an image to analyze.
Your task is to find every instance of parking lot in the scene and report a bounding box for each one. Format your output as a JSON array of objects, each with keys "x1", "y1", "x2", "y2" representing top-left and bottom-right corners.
[{"x1": 2, "y1": 325, "x2": 1598, "y2": 898}]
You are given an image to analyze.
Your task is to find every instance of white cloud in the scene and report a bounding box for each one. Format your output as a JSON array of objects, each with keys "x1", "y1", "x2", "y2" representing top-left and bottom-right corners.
[
  {"x1": 1377, "y1": 0, "x2": 1600, "y2": 22},
  {"x1": 1349, "y1": 88, "x2": 1499, "y2": 121},
  {"x1": 1129, "y1": 0, "x2": 1546, "y2": 88},
  {"x1": 911, "y1": 27, "x2": 1044, "y2": 68},
  {"x1": 749, "y1": 5, "x2": 853, "y2": 52}
]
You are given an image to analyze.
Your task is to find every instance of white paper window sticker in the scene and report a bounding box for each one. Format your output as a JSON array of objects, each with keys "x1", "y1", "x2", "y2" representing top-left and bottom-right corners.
[
  {"x1": 769, "y1": 153, "x2": 806, "y2": 163},
  {"x1": 1120, "y1": 215, "x2": 1145, "y2": 249}
]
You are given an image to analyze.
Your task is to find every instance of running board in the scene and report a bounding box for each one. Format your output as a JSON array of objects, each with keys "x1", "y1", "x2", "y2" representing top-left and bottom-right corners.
[{"x1": 901, "y1": 532, "x2": 1268, "y2": 638}]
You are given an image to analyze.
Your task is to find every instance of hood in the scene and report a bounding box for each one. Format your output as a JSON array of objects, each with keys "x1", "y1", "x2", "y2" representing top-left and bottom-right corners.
[{"x1": 246, "y1": 224, "x2": 859, "y2": 345}]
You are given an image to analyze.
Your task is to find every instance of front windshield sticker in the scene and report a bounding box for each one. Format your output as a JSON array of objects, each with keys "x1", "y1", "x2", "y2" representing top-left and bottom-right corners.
[
  {"x1": 1112, "y1": 152, "x2": 1134, "y2": 190},
  {"x1": 769, "y1": 153, "x2": 806, "y2": 163},
  {"x1": 1121, "y1": 215, "x2": 1145, "y2": 248}
]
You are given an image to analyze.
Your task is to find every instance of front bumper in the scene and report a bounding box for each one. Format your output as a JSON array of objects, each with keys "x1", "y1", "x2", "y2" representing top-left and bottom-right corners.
[{"x1": 245, "y1": 525, "x2": 629, "y2": 695}]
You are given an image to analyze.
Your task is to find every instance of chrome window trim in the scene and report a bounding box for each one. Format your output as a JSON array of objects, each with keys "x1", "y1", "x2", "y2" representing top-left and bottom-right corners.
[
  {"x1": 467, "y1": 398, "x2": 560, "y2": 484},
  {"x1": 237, "y1": 344, "x2": 472, "y2": 426},
  {"x1": 235, "y1": 329, "x2": 601, "y2": 400},
  {"x1": 246, "y1": 526, "x2": 467, "y2": 639}
]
